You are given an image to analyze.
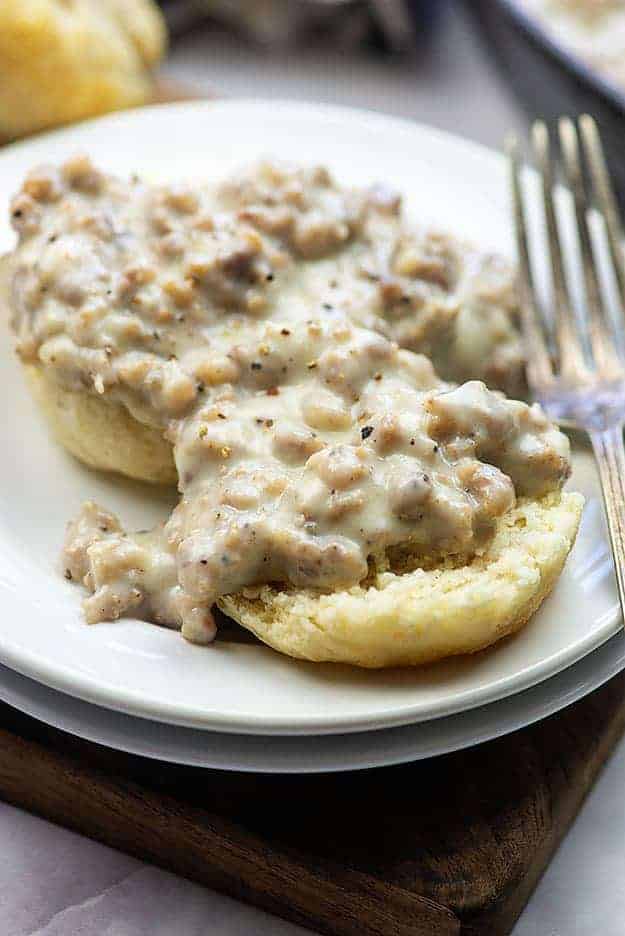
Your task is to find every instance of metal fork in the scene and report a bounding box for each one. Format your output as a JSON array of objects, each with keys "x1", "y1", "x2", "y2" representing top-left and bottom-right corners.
[{"x1": 507, "y1": 115, "x2": 625, "y2": 616}]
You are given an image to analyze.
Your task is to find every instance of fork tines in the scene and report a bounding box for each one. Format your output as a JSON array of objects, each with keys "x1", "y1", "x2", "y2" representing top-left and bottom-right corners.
[{"x1": 507, "y1": 115, "x2": 625, "y2": 389}]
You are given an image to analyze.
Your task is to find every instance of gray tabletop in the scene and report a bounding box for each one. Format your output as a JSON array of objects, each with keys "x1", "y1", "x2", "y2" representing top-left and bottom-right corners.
[{"x1": 3, "y1": 5, "x2": 624, "y2": 934}]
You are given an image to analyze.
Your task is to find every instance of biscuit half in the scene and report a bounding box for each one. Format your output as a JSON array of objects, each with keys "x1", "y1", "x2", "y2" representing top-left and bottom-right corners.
[
  {"x1": 219, "y1": 491, "x2": 583, "y2": 668},
  {"x1": 0, "y1": 0, "x2": 167, "y2": 140},
  {"x1": 20, "y1": 362, "x2": 583, "y2": 670},
  {"x1": 23, "y1": 363, "x2": 176, "y2": 485}
]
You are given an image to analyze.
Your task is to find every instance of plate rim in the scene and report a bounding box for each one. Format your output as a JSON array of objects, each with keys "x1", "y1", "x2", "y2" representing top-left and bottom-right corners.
[
  {"x1": 0, "y1": 632, "x2": 623, "y2": 772},
  {"x1": 0, "y1": 97, "x2": 619, "y2": 735}
]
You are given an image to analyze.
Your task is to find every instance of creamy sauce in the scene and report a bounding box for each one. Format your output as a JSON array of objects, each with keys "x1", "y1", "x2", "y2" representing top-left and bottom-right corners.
[
  {"x1": 8, "y1": 157, "x2": 571, "y2": 642},
  {"x1": 9, "y1": 157, "x2": 525, "y2": 410}
]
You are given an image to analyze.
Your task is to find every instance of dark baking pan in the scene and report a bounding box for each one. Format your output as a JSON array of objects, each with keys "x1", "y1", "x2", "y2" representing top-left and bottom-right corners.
[{"x1": 467, "y1": 0, "x2": 625, "y2": 203}]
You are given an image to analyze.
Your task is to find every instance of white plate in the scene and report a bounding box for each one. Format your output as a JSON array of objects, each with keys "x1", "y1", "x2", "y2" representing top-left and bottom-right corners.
[
  {"x1": 0, "y1": 99, "x2": 619, "y2": 735},
  {"x1": 0, "y1": 631, "x2": 623, "y2": 773}
]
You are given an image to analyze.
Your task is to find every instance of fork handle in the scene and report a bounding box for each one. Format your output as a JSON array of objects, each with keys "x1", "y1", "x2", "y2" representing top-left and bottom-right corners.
[{"x1": 590, "y1": 424, "x2": 625, "y2": 617}]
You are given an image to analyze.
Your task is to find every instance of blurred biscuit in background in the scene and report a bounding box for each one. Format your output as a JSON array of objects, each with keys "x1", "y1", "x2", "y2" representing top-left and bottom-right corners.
[{"x1": 0, "y1": 0, "x2": 167, "y2": 141}]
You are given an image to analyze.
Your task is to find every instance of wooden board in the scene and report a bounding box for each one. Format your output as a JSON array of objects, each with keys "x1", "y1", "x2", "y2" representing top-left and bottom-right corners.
[{"x1": 0, "y1": 671, "x2": 624, "y2": 936}]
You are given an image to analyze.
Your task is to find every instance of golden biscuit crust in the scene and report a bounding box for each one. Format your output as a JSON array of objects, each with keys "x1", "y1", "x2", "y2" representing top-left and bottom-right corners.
[{"x1": 0, "y1": 0, "x2": 167, "y2": 140}]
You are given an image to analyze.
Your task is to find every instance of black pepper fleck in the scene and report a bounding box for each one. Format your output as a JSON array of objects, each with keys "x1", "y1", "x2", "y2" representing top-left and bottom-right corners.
[
  {"x1": 360, "y1": 426, "x2": 374, "y2": 440},
  {"x1": 251, "y1": 361, "x2": 262, "y2": 370},
  {"x1": 64, "y1": 569, "x2": 72, "y2": 580}
]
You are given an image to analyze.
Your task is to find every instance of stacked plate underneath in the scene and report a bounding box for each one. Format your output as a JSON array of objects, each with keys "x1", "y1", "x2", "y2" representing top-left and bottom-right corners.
[{"x1": 0, "y1": 101, "x2": 621, "y2": 773}]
